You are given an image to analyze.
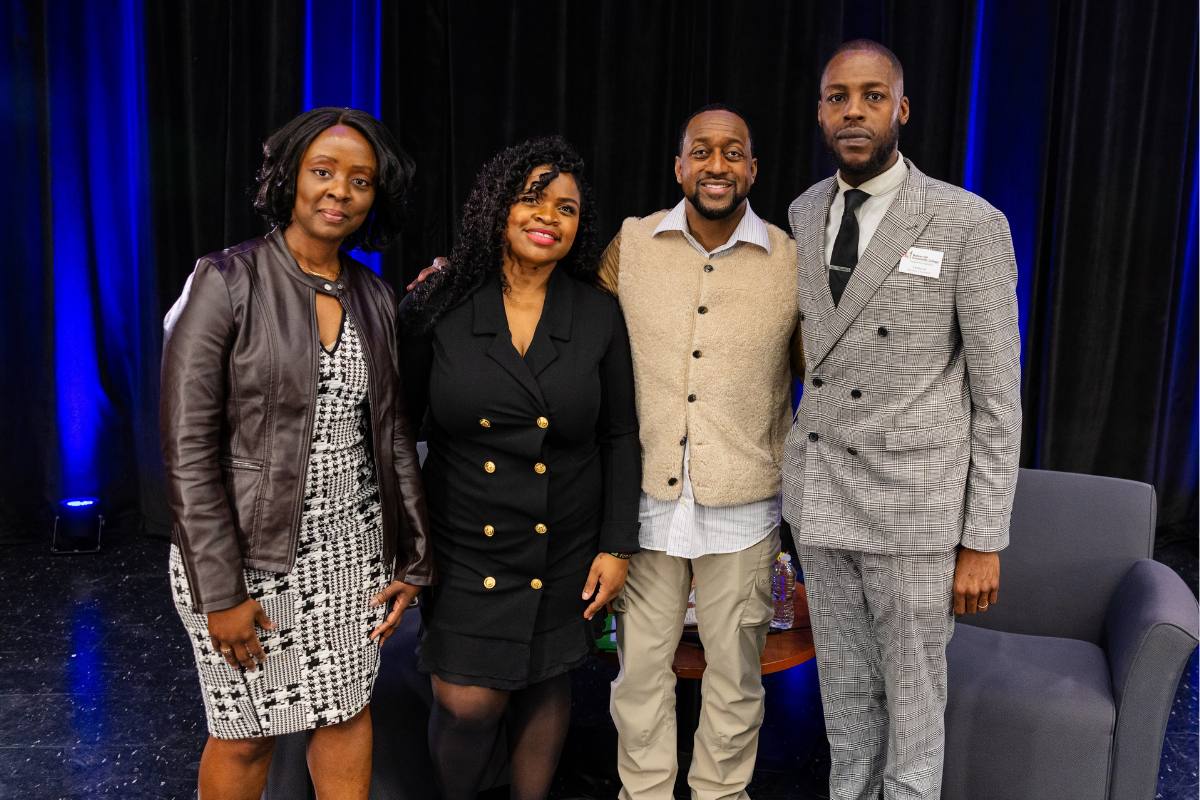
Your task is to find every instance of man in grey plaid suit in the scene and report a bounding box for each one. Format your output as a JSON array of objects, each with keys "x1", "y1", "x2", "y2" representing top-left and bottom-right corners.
[{"x1": 783, "y1": 40, "x2": 1022, "y2": 799}]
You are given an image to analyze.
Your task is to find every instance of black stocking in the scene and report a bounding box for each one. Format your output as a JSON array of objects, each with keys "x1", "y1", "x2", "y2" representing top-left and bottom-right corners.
[
  {"x1": 428, "y1": 676, "x2": 509, "y2": 800},
  {"x1": 506, "y1": 674, "x2": 572, "y2": 800}
]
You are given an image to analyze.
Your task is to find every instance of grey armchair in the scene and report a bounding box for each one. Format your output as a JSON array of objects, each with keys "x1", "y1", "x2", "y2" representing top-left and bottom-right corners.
[{"x1": 942, "y1": 468, "x2": 1198, "y2": 800}]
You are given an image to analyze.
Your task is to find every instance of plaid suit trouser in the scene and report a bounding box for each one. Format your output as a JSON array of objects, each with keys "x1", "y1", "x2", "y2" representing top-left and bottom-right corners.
[{"x1": 797, "y1": 546, "x2": 957, "y2": 800}]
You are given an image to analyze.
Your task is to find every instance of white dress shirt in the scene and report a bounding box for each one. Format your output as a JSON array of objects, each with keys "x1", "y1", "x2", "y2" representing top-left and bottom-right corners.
[
  {"x1": 639, "y1": 200, "x2": 781, "y2": 558},
  {"x1": 824, "y1": 153, "x2": 909, "y2": 264}
]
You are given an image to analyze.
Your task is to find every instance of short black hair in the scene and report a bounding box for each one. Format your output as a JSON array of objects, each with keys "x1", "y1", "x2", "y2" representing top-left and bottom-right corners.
[
  {"x1": 677, "y1": 103, "x2": 755, "y2": 155},
  {"x1": 822, "y1": 39, "x2": 905, "y2": 92},
  {"x1": 253, "y1": 106, "x2": 415, "y2": 252}
]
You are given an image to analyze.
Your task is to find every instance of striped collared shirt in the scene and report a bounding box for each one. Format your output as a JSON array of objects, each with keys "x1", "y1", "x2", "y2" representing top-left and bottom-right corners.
[{"x1": 639, "y1": 199, "x2": 781, "y2": 558}]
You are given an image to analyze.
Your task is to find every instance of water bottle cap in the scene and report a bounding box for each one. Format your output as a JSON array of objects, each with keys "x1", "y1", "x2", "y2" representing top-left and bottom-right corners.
[{"x1": 780, "y1": 553, "x2": 792, "y2": 563}]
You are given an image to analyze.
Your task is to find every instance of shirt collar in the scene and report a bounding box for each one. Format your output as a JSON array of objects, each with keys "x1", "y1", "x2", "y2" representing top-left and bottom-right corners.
[
  {"x1": 835, "y1": 151, "x2": 909, "y2": 198},
  {"x1": 652, "y1": 199, "x2": 772, "y2": 256}
]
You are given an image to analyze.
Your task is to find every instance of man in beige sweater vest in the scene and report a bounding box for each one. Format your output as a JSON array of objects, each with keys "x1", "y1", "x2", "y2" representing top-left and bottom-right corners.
[{"x1": 600, "y1": 105, "x2": 802, "y2": 800}]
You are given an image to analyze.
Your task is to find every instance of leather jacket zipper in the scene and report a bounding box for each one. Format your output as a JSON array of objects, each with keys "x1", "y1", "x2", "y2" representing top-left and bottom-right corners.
[
  {"x1": 219, "y1": 456, "x2": 263, "y2": 471},
  {"x1": 287, "y1": 287, "x2": 321, "y2": 568}
]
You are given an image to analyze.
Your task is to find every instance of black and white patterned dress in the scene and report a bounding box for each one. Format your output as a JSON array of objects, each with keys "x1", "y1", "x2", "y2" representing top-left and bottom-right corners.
[{"x1": 170, "y1": 314, "x2": 388, "y2": 739}]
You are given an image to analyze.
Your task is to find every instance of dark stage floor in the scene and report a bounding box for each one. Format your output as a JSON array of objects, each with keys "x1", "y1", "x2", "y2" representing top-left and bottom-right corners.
[{"x1": 0, "y1": 531, "x2": 1195, "y2": 799}]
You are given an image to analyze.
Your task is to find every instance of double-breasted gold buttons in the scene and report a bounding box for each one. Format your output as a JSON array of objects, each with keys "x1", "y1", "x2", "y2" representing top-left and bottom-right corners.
[
  {"x1": 483, "y1": 576, "x2": 496, "y2": 589},
  {"x1": 533, "y1": 462, "x2": 547, "y2": 474},
  {"x1": 483, "y1": 460, "x2": 496, "y2": 473},
  {"x1": 536, "y1": 416, "x2": 549, "y2": 429},
  {"x1": 483, "y1": 524, "x2": 495, "y2": 537},
  {"x1": 530, "y1": 578, "x2": 543, "y2": 590},
  {"x1": 534, "y1": 523, "x2": 548, "y2": 534},
  {"x1": 479, "y1": 418, "x2": 492, "y2": 428}
]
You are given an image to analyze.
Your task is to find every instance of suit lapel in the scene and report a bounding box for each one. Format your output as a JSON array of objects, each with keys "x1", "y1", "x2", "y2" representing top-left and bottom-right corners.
[
  {"x1": 473, "y1": 275, "x2": 546, "y2": 406},
  {"x1": 523, "y1": 266, "x2": 572, "y2": 379},
  {"x1": 811, "y1": 163, "x2": 933, "y2": 368},
  {"x1": 800, "y1": 179, "x2": 838, "y2": 361}
]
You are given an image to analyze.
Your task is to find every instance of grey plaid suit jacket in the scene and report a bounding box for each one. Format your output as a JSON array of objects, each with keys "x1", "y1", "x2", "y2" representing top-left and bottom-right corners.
[{"x1": 782, "y1": 160, "x2": 1022, "y2": 555}]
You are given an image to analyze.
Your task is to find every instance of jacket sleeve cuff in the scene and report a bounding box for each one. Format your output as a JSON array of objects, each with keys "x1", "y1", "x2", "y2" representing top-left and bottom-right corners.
[
  {"x1": 960, "y1": 526, "x2": 1009, "y2": 553},
  {"x1": 599, "y1": 521, "x2": 641, "y2": 554},
  {"x1": 191, "y1": 588, "x2": 249, "y2": 615}
]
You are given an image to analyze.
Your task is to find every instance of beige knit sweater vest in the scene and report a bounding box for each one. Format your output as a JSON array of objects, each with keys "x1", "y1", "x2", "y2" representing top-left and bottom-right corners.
[{"x1": 617, "y1": 211, "x2": 797, "y2": 506}]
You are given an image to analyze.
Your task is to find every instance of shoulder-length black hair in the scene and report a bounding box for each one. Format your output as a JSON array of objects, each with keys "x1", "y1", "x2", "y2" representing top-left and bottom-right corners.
[
  {"x1": 403, "y1": 135, "x2": 600, "y2": 334},
  {"x1": 253, "y1": 106, "x2": 415, "y2": 252}
]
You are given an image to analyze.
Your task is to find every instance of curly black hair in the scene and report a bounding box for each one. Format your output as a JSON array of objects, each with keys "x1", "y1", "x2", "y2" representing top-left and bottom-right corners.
[
  {"x1": 253, "y1": 107, "x2": 415, "y2": 252},
  {"x1": 403, "y1": 135, "x2": 600, "y2": 334}
]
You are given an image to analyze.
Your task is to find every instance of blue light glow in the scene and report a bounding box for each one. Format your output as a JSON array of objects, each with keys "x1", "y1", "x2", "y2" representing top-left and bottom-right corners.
[
  {"x1": 962, "y1": 0, "x2": 988, "y2": 194},
  {"x1": 47, "y1": 0, "x2": 153, "y2": 500},
  {"x1": 63, "y1": 498, "x2": 99, "y2": 509},
  {"x1": 302, "y1": 0, "x2": 385, "y2": 274}
]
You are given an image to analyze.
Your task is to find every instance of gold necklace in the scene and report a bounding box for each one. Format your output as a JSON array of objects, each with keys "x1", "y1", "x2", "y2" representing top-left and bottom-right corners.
[{"x1": 297, "y1": 261, "x2": 341, "y2": 282}]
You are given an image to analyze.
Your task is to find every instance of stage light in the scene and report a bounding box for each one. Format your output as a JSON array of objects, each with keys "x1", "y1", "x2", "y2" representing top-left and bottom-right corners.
[{"x1": 52, "y1": 497, "x2": 104, "y2": 554}]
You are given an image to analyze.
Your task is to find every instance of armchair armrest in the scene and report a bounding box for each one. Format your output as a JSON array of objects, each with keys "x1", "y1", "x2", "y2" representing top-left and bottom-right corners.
[{"x1": 1103, "y1": 558, "x2": 1199, "y2": 800}]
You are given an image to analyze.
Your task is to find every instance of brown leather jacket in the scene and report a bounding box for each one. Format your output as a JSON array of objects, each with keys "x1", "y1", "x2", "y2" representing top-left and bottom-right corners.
[{"x1": 160, "y1": 229, "x2": 433, "y2": 614}]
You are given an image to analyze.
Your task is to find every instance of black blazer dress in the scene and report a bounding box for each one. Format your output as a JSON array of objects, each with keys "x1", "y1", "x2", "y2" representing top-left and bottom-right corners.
[{"x1": 401, "y1": 267, "x2": 640, "y2": 688}]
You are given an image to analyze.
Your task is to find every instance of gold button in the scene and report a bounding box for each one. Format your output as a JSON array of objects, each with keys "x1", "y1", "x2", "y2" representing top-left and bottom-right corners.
[
  {"x1": 483, "y1": 460, "x2": 496, "y2": 473},
  {"x1": 479, "y1": 418, "x2": 491, "y2": 428},
  {"x1": 483, "y1": 524, "x2": 495, "y2": 537},
  {"x1": 533, "y1": 462, "x2": 547, "y2": 474},
  {"x1": 534, "y1": 523, "x2": 548, "y2": 534},
  {"x1": 530, "y1": 578, "x2": 543, "y2": 590},
  {"x1": 536, "y1": 416, "x2": 549, "y2": 429},
  {"x1": 483, "y1": 576, "x2": 496, "y2": 589}
]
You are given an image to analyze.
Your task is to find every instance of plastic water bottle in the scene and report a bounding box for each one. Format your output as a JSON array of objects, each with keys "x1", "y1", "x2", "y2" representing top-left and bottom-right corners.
[{"x1": 770, "y1": 552, "x2": 796, "y2": 630}]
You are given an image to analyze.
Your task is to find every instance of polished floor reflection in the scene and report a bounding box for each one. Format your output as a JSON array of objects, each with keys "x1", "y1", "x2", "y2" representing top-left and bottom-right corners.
[{"x1": 0, "y1": 532, "x2": 1195, "y2": 799}]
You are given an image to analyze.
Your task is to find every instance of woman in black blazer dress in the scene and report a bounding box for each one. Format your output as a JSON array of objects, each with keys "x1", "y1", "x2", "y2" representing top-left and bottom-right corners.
[{"x1": 399, "y1": 136, "x2": 640, "y2": 800}]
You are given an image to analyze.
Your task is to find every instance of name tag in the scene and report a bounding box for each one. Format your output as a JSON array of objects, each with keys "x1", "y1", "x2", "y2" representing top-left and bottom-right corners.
[{"x1": 898, "y1": 247, "x2": 943, "y2": 279}]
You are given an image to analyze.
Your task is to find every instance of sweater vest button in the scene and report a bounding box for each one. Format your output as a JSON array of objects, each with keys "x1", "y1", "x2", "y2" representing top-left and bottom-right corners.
[
  {"x1": 687, "y1": 394, "x2": 697, "y2": 402},
  {"x1": 704, "y1": 264, "x2": 714, "y2": 273},
  {"x1": 668, "y1": 477, "x2": 679, "y2": 486},
  {"x1": 697, "y1": 306, "x2": 708, "y2": 314}
]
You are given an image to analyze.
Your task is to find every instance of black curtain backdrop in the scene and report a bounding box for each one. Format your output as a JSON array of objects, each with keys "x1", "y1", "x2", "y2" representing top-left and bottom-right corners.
[{"x1": 3, "y1": 0, "x2": 1196, "y2": 549}]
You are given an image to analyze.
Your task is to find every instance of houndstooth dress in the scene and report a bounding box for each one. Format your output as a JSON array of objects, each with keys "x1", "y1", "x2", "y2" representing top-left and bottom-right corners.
[{"x1": 170, "y1": 314, "x2": 389, "y2": 739}]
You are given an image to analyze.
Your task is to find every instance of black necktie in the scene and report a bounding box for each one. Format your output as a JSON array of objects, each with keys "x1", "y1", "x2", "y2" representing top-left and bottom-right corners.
[{"x1": 829, "y1": 188, "x2": 870, "y2": 306}]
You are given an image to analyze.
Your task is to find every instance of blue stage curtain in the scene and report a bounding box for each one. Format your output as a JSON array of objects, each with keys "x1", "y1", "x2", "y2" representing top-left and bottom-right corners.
[
  {"x1": 1, "y1": 0, "x2": 165, "y2": 534},
  {"x1": 1, "y1": 0, "x2": 1195, "y2": 549}
]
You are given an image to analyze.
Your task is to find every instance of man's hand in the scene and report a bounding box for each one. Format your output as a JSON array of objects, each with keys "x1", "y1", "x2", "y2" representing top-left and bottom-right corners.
[
  {"x1": 208, "y1": 598, "x2": 275, "y2": 671},
  {"x1": 405, "y1": 256, "x2": 448, "y2": 291},
  {"x1": 582, "y1": 553, "x2": 630, "y2": 620},
  {"x1": 953, "y1": 547, "x2": 1000, "y2": 615},
  {"x1": 370, "y1": 580, "x2": 422, "y2": 645}
]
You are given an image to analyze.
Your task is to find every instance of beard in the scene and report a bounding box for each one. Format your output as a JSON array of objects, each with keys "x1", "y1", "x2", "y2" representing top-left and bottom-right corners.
[
  {"x1": 827, "y1": 118, "x2": 902, "y2": 180},
  {"x1": 687, "y1": 183, "x2": 750, "y2": 221}
]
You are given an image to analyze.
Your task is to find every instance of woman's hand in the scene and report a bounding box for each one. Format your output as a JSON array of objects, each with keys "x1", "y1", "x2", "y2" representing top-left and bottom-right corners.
[
  {"x1": 208, "y1": 599, "x2": 275, "y2": 671},
  {"x1": 582, "y1": 554, "x2": 630, "y2": 620},
  {"x1": 369, "y1": 580, "x2": 422, "y2": 645},
  {"x1": 405, "y1": 257, "x2": 448, "y2": 291}
]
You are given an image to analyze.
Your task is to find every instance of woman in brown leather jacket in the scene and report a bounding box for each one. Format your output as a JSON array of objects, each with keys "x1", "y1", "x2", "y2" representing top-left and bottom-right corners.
[{"x1": 160, "y1": 107, "x2": 432, "y2": 800}]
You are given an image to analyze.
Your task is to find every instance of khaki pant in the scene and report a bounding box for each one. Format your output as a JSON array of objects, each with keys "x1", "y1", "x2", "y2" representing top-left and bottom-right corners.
[{"x1": 610, "y1": 530, "x2": 779, "y2": 800}]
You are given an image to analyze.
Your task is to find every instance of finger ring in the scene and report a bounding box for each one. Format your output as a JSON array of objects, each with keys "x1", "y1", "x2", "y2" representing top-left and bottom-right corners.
[
  {"x1": 220, "y1": 648, "x2": 233, "y2": 654},
  {"x1": 979, "y1": 603, "x2": 990, "y2": 609}
]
